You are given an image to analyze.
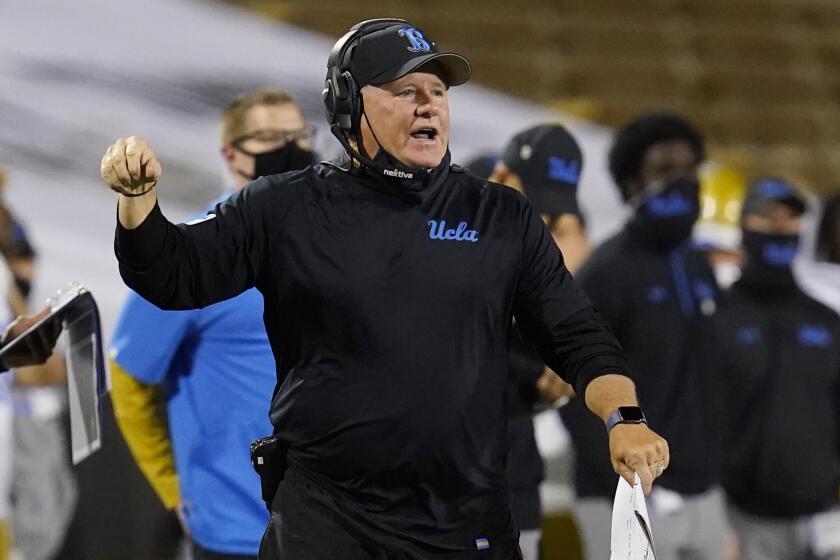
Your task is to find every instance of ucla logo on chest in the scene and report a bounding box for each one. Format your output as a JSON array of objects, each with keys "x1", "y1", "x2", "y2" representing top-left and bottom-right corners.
[
  {"x1": 399, "y1": 27, "x2": 431, "y2": 52},
  {"x1": 427, "y1": 219, "x2": 479, "y2": 243}
]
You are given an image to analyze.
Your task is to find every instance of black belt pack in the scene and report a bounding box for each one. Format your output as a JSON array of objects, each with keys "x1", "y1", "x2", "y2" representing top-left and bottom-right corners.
[{"x1": 250, "y1": 434, "x2": 289, "y2": 510}]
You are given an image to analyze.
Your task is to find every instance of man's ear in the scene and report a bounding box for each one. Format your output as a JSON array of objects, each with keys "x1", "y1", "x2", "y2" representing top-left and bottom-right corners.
[{"x1": 220, "y1": 144, "x2": 236, "y2": 165}]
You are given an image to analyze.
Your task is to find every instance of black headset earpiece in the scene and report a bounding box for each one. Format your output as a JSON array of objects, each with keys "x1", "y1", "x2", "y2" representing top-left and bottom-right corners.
[
  {"x1": 340, "y1": 70, "x2": 360, "y2": 132},
  {"x1": 323, "y1": 18, "x2": 410, "y2": 132}
]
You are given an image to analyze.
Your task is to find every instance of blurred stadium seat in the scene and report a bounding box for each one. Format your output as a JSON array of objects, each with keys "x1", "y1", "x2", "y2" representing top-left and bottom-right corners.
[{"x1": 228, "y1": 0, "x2": 840, "y2": 193}]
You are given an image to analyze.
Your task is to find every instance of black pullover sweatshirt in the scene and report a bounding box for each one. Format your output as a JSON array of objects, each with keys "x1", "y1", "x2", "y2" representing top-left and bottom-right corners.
[
  {"x1": 115, "y1": 153, "x2": 631, "y2": 551},
  {"x1": 561, "y1": 225, "x2": 720, "y2": 498},
  {"x1": 714, "y1": 267, "x2": 840, "y2": 518}
]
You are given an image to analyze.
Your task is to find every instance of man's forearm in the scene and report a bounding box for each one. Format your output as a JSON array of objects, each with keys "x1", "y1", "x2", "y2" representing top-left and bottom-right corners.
[
  {"x1": 583, "y1": 373, "x2": 638, "y2": 423},
  {"x1": 117, "y1": 188, "x2": 158, "y2": 230}
]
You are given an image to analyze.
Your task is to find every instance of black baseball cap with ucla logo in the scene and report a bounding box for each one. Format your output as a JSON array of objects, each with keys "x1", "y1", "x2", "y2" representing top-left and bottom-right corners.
[
  {"x1": 349, "y1": 23, "x2": 472, "y2": 88},
  {"x1": 502, "y1": 124, "x2": 584, "y2": 218},
  {"x1": 741, "y1": 177, "x2": 806, "y2": 220}
]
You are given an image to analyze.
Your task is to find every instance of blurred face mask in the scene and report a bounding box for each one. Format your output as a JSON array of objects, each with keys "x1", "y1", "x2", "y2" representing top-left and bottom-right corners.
[
  {"x1": 249, "y1": 142, "x2": 315, "y2": 180},
  {"x1": 741, "y1": 229, "x2": 799, "y2": 285},
  {"x1": 628, "y1": 176, "x2": 700, "y2": 250}
]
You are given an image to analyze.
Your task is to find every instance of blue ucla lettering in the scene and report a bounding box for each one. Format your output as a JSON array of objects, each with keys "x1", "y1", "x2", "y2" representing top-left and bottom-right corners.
[
  {"x1": 693, "y1": 280, "x2": 715, "y2": 301},
  {"x1": 399, "y1": 27, "x2": 431, "y2": 53},
  {"x1": 646, "y1": 285, "x2": 668, "y2": 303},
  {"x1": 758, "y1": 179, "x2": 792, "y2": 199},
  {"x1": 763, "y1": 242, "x2": 798, "y2": 266},
  {"x1": 798, "y1": 324, "x2": 831, "y2": 347},
  {"x1": 646, "y1": 192, "x2": 693, "y2": 217},
  {"x1": 427, "y1": 220, "x2": 479, "y2": 243},
  {"x1": 736, "y1": 326, "x2": 761, "y2": 345},
  {"x1": 547, "y1": 157, "x2": 580, "y2": 185}
]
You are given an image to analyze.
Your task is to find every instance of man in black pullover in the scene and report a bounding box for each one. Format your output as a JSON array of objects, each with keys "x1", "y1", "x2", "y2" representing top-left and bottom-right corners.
[
  {"x1": 100, "y1": 19, "x2": 669, "y2": 560},
  {"x1": 561, "y1": 113, "x2": 728, "y2": 560},
  {"x1": 714, "y1": 178, "x2": 840, "y2": 560}
]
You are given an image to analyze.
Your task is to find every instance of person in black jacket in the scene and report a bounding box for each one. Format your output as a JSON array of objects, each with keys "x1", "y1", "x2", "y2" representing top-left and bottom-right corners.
[
  {"x1": 714, "y1": 178, "x2": 840, "y2": 560},
  {"x1": 100, "y1": 19, "x2": 670, "y2": 560},
  {"x1": 561, "y1": 113, "x2": 728, "y2": 560},
  {"x1": 487, "y1": 124, "x2": 587, "y2": 560}
]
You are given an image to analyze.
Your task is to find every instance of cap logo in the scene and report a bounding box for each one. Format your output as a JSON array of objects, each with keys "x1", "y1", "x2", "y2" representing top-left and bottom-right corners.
[
  {"x1": 547, "y1": 156, "x2": 580, "y2": 185},
  {"x1": 519, "y1": 145, "x2": 533, "y2": 161},
  {"x1": 398, "y1": 27, "x2": 431, "y2": 53},
  {"x1": 757, "y1": 179, "x2": 792, "y2": 199}
]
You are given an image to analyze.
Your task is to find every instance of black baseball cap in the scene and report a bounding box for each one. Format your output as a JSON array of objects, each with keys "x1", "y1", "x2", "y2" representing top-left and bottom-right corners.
[
  {"x1": 464, "y1": 153, "x2": 499, "y2": 180},
  {"x1": 502, "y1": 124, "x2": 584, "y2": 217},
  {"x1": 349, "y1": 22, "x2": 471, "y2": 88},
  {"x1": 741, "y1": 177, "x2": 806, "y2": 220}
]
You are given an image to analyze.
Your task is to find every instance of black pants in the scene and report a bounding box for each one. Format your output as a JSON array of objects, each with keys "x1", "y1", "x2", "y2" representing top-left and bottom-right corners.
[
  {"x1": 193, "y1": 541, "x2": 257, "y2": 560},
  {"x1": 259, "y1": 470, "x2": 522, "y2": 560}
]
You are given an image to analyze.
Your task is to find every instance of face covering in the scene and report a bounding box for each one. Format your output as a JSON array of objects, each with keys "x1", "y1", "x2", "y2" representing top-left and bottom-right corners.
[
  {"x1": 628, "y1": 176, "x2": 700, "y2": 251},
  {"x1": 14, "y1": 275, "x2": 31, "y2": 300},
  {"x1": 237, "y1": 142, "x2": 315, "y2": 181},
  {"x1": 740, "y1": 229, "x2": 799, "y2": 287}
]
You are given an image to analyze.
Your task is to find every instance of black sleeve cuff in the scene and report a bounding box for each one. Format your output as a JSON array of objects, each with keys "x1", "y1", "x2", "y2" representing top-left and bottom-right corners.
[
  {"x1": 115, "y1": 201, "x2": 168, "y2": 269},
  {"x1": 573, "y1": 350, "x2": 633, "y2": 399}
]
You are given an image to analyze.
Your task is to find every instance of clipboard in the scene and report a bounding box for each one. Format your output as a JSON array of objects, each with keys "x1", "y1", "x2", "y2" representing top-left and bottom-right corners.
[{"x1": 0, "y1": 282, "x2": 107, "y2": 464}]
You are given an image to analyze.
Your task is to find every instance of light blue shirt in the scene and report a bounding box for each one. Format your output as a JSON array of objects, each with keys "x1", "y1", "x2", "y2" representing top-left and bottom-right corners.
[{"x1": 110, "y1": 195, "x2": 275, "y2": 554}]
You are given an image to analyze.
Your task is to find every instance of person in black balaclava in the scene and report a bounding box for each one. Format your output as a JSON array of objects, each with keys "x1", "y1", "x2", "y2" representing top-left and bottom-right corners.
[
  {"x1": 563, "y1": 113, "x2": 729, "y2": 560},
  {"x1": 713, "y1": 178, "x2": 840, "y2": 560}
]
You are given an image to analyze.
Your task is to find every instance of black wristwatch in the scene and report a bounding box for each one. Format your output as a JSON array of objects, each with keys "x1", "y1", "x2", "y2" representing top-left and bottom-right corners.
[{"x1": 606, "y1": 406, "x2": 647, "y2": 433}]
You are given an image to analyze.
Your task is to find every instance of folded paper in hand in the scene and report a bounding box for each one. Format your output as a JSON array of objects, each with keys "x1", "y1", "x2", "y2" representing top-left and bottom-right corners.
[{"x1": 611, "y1": 474, "x2": 657, "y2": 560}]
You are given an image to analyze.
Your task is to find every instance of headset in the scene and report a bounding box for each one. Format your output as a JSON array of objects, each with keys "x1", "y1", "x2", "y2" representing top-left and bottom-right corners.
[{"x1": 323, "y1": 18, "x2": 409, "y2": 135}]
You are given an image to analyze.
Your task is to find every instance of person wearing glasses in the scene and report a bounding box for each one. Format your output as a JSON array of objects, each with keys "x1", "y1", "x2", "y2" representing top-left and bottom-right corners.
[{"x1": 109, "y1": 88, "x2": 315, "y2": 560}]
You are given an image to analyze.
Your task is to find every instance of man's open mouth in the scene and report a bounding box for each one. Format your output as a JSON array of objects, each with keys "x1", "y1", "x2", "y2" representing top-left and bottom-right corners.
[{"x1": 410, "y1": 127, "x2": 438, "y2": 141}]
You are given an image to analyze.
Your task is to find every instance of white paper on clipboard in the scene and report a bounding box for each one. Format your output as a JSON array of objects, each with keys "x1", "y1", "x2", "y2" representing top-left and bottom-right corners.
[
  {"x1": 0, "y1": 283, "x2": 106, "y2": 464},
  {"x1": 611, "y1": 474, "x2": 657, "y2": 560}
]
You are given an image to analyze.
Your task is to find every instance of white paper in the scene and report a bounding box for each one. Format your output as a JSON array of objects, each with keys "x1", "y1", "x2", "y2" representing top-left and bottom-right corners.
[
  {"x1": 610, "y1": 474, "x2": 657, "y2": 560},
  {"x1": 533, "y1": 408, "x2": 570, "y2": 459},
  {"x1": 809, "y1": 508, "x2": 840, "y2": 556}
]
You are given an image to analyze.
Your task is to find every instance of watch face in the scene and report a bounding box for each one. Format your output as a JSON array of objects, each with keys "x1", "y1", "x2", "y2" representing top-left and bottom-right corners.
[{"x1": 618, "y1": 406, "x2": 645, "y2": 422}]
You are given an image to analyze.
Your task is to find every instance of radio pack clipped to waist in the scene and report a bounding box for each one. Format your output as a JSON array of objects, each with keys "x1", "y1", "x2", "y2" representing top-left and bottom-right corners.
[{"x1": 250, "y1": 434, "x2": 289, "y2": 510}]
